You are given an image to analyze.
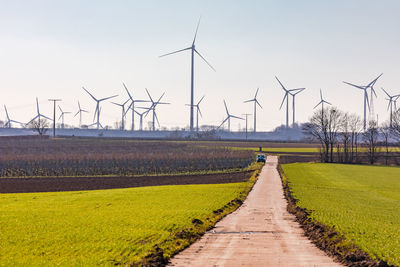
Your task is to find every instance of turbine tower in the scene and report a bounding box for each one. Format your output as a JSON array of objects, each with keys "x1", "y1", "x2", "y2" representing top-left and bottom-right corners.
[
  {"x1": 58, "y1": 105, "x2": 71, "y2": 129},
  {"x1": 343, "y1": 73, "x2": 382, "y2": 130},
  {"x1": 381, "y1": 88, "x2": 400, "y2": 128},
  {"x1": 313, "y1": 89, "x2": 332, "y2": 120},
  {"x1": 123, "y1": 83, "x2": 148, "y2": 131},
  {"x1": 135, "y1": 107, "x2": 151, "y2": 131},
  {"x1": 26, "y1": 98, "x2": 52, "y2": 129},
  {"x1": 244, "y1": 88, "x2": 262, "y2": 133},
  {"x1": 144, "y1": 89, "x2": 170, "y2": 131},
  {"x1": 82, "y1": 87, "x2": 118, "y2": 130},
  {"x1": 289, "y1": 88, "x2": 305, "y2": 126},
  {"x1": 4, "y1": 105, "x2": 22, "y2": 128},
  {"x1": 159, "y1": 18, "x2": 215, "y2": 132},
  {"x1": 111, "y1": 99, "x2": 129, "y2": 130},
  {"x1": 218, "y1": 100, "x2": 244, "y2": 132},
  {"x1": 74, "y1": 101, "x2": 88, "y2": 128},
  {"x1": 275, "y1": 76, "x2": 304, "y2": 128},
  {"x1": 186, "y1": 95, "x2": 205, "y2": 132}
]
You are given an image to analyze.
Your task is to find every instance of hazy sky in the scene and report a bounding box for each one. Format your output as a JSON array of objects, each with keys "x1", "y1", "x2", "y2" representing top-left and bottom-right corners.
[{"x1": 1, "y1": 0, "x2": 399, "y2": 131}]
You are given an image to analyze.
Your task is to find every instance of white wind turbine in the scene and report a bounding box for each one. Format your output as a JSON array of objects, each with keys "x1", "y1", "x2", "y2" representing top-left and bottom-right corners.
[
  {"x1": 244, "y1": 88, "x2": 262, "y2": 133},
  {"x1": 26, "y1": 98, "x2": 52, "y2": 129},
  {"x1": 123, "y1": 83, "x2": 149, "y2": 131},
  {"x1": 58, "y1": 105, "x2": 71, "y2": 129},
  {"x1": 343, "y1": 73, "x2": 383, "y2": 130},
  {"x1": 160, "y1": 18, "x2": 215, "y2": 132},
  {"x1": 275, "y1": 76, "x2": 305, "y2": 128},
  {"x1": 82, "y1": 87, "x2": 118, "y2": 130},
  {"x1": 186, "y1": 95, "x2": 205, "y2": 132},
  {"x1": 111, "y1": 99, "x2": 129, "y2": 130},
  {"x1": 4, "y1": 105, "x2": 22, "y2": 128},
  {"x1": 144, "y1": 89, "x2": 170, "y2": 131},
  {"x1": 381, "y1": 88, "x2": 400, "y2": 128},
  {"x1": 74, "y1": 101, "x2": 88, "y2": 128},
  {"x1": 218, "y1": 100, "x2": 244, "y2": 132},
  {"x1": 313, "y1": 89, "x2": 332, "y2": 119}
]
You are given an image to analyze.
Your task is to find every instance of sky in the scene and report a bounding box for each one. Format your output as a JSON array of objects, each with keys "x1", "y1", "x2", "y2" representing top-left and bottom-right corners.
[{"x1": 0, "y1": 0, "x2": 399, "y2": 131}]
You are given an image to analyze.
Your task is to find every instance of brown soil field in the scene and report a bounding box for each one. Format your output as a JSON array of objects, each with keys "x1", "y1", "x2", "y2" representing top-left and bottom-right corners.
[{"x1": 0, "y1": 171, "x2": 252, "y2": 193}]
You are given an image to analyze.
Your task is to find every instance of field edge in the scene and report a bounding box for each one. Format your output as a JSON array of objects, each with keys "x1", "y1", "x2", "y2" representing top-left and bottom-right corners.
[
  {"x1": 138, "y1": 163, "x2": 264, "y2": 267},
  {"x1": 277, "y1": 163, "x2": 393, "y2": 267}
]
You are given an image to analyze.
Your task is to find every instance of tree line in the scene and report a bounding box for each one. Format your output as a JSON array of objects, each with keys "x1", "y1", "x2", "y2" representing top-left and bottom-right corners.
[{"x1": 303, "y1": 107, "x2": 400, "y2": 165}]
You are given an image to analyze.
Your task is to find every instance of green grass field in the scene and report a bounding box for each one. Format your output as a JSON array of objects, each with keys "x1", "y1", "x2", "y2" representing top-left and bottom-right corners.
[
  {"x1": 0, "y1": 181, "x2": 253, "y2": 266},
  {"x1": 281, "y1": 163, "x2": 400, "y2": 265}
]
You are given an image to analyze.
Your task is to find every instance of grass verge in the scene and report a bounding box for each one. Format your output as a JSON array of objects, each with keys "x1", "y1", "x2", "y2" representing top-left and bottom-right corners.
[
  {"x1": 0, "y1": 164, "x2": 262, "y2": 266},
  {"x1": 278, "y1": 163, "x2": 396, "y2": 267}
]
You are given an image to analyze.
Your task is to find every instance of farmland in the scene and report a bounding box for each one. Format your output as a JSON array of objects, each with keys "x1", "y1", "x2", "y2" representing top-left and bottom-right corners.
[
  {"x1": 0, "y1": 180, "x2": 256, "y2": 266},
  {"x1": 281, "y1": 163, "x2": 400, "y2": 265},
  {"x1": 0, "y1": 137, "x2": 254, "y2": 177}
]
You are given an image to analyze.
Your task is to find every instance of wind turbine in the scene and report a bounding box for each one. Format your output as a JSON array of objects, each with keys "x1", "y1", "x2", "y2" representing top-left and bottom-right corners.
[
  {"x1": 186, "y1": 95, "x2": 205, "y2": 132},
  {"x1": 82, "y1": 87, "x2": 118, "y2": 130},
  {"x1": 111, "y1": 99, "x2": 129, "y2": 130},
  {"x1": 144, "y1": 89, "x2": 170, "y2": 131},
  {"x1": 159, "y1": 18, "x2": 215, "y2": 132},
  {"x1": 289, "y1": 88, "x2": 305, "y2": 126},
  {"x1": 343, "y1": 73, "x2": 383, "y2": 130},
  {"x1": 313, "y1": 89, "x2": 332, "y2": 120},
  {"x1": 4, "y1": 105, "x2": 22, "y2": 128},
  {"x1": 74, "y1": 101, "x2": 88, "y2": 128},
  {"x1": 26, "y1": 98, "x2": 52, "y2": 129},
  {"x1": 58, "y1": 105, "x2": 71, "y2": 129},
  {"x1": 123, "y1": 83, "x2": 149, "y2": 131},
  {"x1": 275, "y1": 76, "x2": 305, "y2": 128},
  {"x1": 381, "y1": 88, "x2": 400, "y2": 128},
  {"x1": 244, "y1": 88, "x2": 262, "y2": 133},
  {"x1": 218, "y1": 100, "x2": 244, "y2": 132},
  {"x1": 135, "y1": 107, "x2": 151, "y2": 131}
]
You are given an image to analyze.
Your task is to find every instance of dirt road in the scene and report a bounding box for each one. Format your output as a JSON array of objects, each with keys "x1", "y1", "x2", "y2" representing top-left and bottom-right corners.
[{"x1": 168, "y1": 156, "x2": 342, "y2": 267}]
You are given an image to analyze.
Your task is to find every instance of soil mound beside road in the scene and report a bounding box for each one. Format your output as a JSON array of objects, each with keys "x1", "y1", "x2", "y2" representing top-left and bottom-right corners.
[{"x1": 0, "y1": 171, "x2": 252, "y2": 193}]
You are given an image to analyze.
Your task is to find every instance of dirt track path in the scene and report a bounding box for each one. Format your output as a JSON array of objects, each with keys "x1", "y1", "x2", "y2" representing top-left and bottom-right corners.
[{"x1": 168, "y1": 156, "x2": 342, "y2": 267}]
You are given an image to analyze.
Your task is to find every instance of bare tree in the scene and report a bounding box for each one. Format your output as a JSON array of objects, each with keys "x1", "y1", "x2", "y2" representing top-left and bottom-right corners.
[
  {"x1": 303, "y1": 107, "x2": 341, "y2": 162},
  {"x1": 339, "y1": 112, "x2": 351, "y2": 163},
  {"x1": 392, "y1": 109, "x2": 400, "y2": 141},
  {"x1": 28, "y1": 119, "x2": 49, "y2": 136},
  {"x1": 363, "y1": 120, "x2": 379, "y2": 164},
  {"x1": 381, "y1": 122, "x2": 391, "y2": 165},
  {"x1": 348, "y1": 114, "x2": 363, "y2": 163}
]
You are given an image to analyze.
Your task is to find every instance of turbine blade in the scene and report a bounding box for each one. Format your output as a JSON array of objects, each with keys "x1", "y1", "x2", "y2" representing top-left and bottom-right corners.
[
  {"x1": 320, "y1": 89, "x2": 323, "y2": 100},
  {"x1": 198, "y1": 106, "x2": 203, "y2": 118},
  {"x1": 343, "y1": 81, "x2": 365, "y2": 90},
  {"x1": 198, "y1": 95, "x2": 205, "y2": 105},
  {"x1": 223, "y1": 100, "x2": 229, "y2": 115},
  {"x1": 367, "y1": 73, "x2": 383, "y2": 88},
  {"x1": 194, "y1": 49, "x2": 216, "y2": 72},
  {"x1": 36, "y1": 97, "x2": 39, "y2": 114},
  {"x1": 159, "y1": 47, "x2": 191, "y2": 58},
  {"x1": 275, "y1": 76, "x2": 287, "y2": 91},
  {"x1": 154, "y1": 112, "x2": 160, "y2": 127},
  {"x1": 100, "y1": 95, "x2": 118, "y2": 101},
  {"x1": 123, "y1": 83, "x2": 134, "y2": 101},
  {"x1": 255, "y1": 87, "x2": 259, "y2": 98},
  {"x1": 380, "y1": 87, "x2": 389, "y2": 97},
  {"x1": 74, "y1": 111, "x2": 80, "y2": 117},
  {"x1": 387, "y1": 100, "x2": 391, "y2": 111},
  {"x1": 244, "y1": 99, "x2": 254, "y2": 103},
  {"x1": 279, "y1": 93, "x2": 288, "y2": 110},
  {"x1": 78, "y1": 101, "x2": 81, "y2": 110},
  {"x1": 313, "y1": 101, "x2": 322, "y2": 109},
  {"x1": 256, "y1": 99, "x2": 262, "y2": 109},
  {"x1": 324, "y1": 100, "x2": 332, "y2": 105},
  {"x1": 58, "y1": 105, "x2": 63, "y2": 113},
  {"x1": 145, "y1": 88, "x2": 154, "y2": 103},
  {"x1": 218, "y1": 117, "x2": 229, "y2": 129},
  {"x1": 82, "y1": 87, "x2": 97, "y2": 101},
  {"x1": 192, "y1": 17, "x2": 201, "y2": 45},
  {"x1": 231, "y1": 115, "x2": 244, "y2": 120}
]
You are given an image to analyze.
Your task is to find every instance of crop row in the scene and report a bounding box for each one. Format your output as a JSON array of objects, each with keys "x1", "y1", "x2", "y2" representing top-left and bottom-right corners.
[{"x1": 0, "y1": 138, "x2": 254, "y2": 177}]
